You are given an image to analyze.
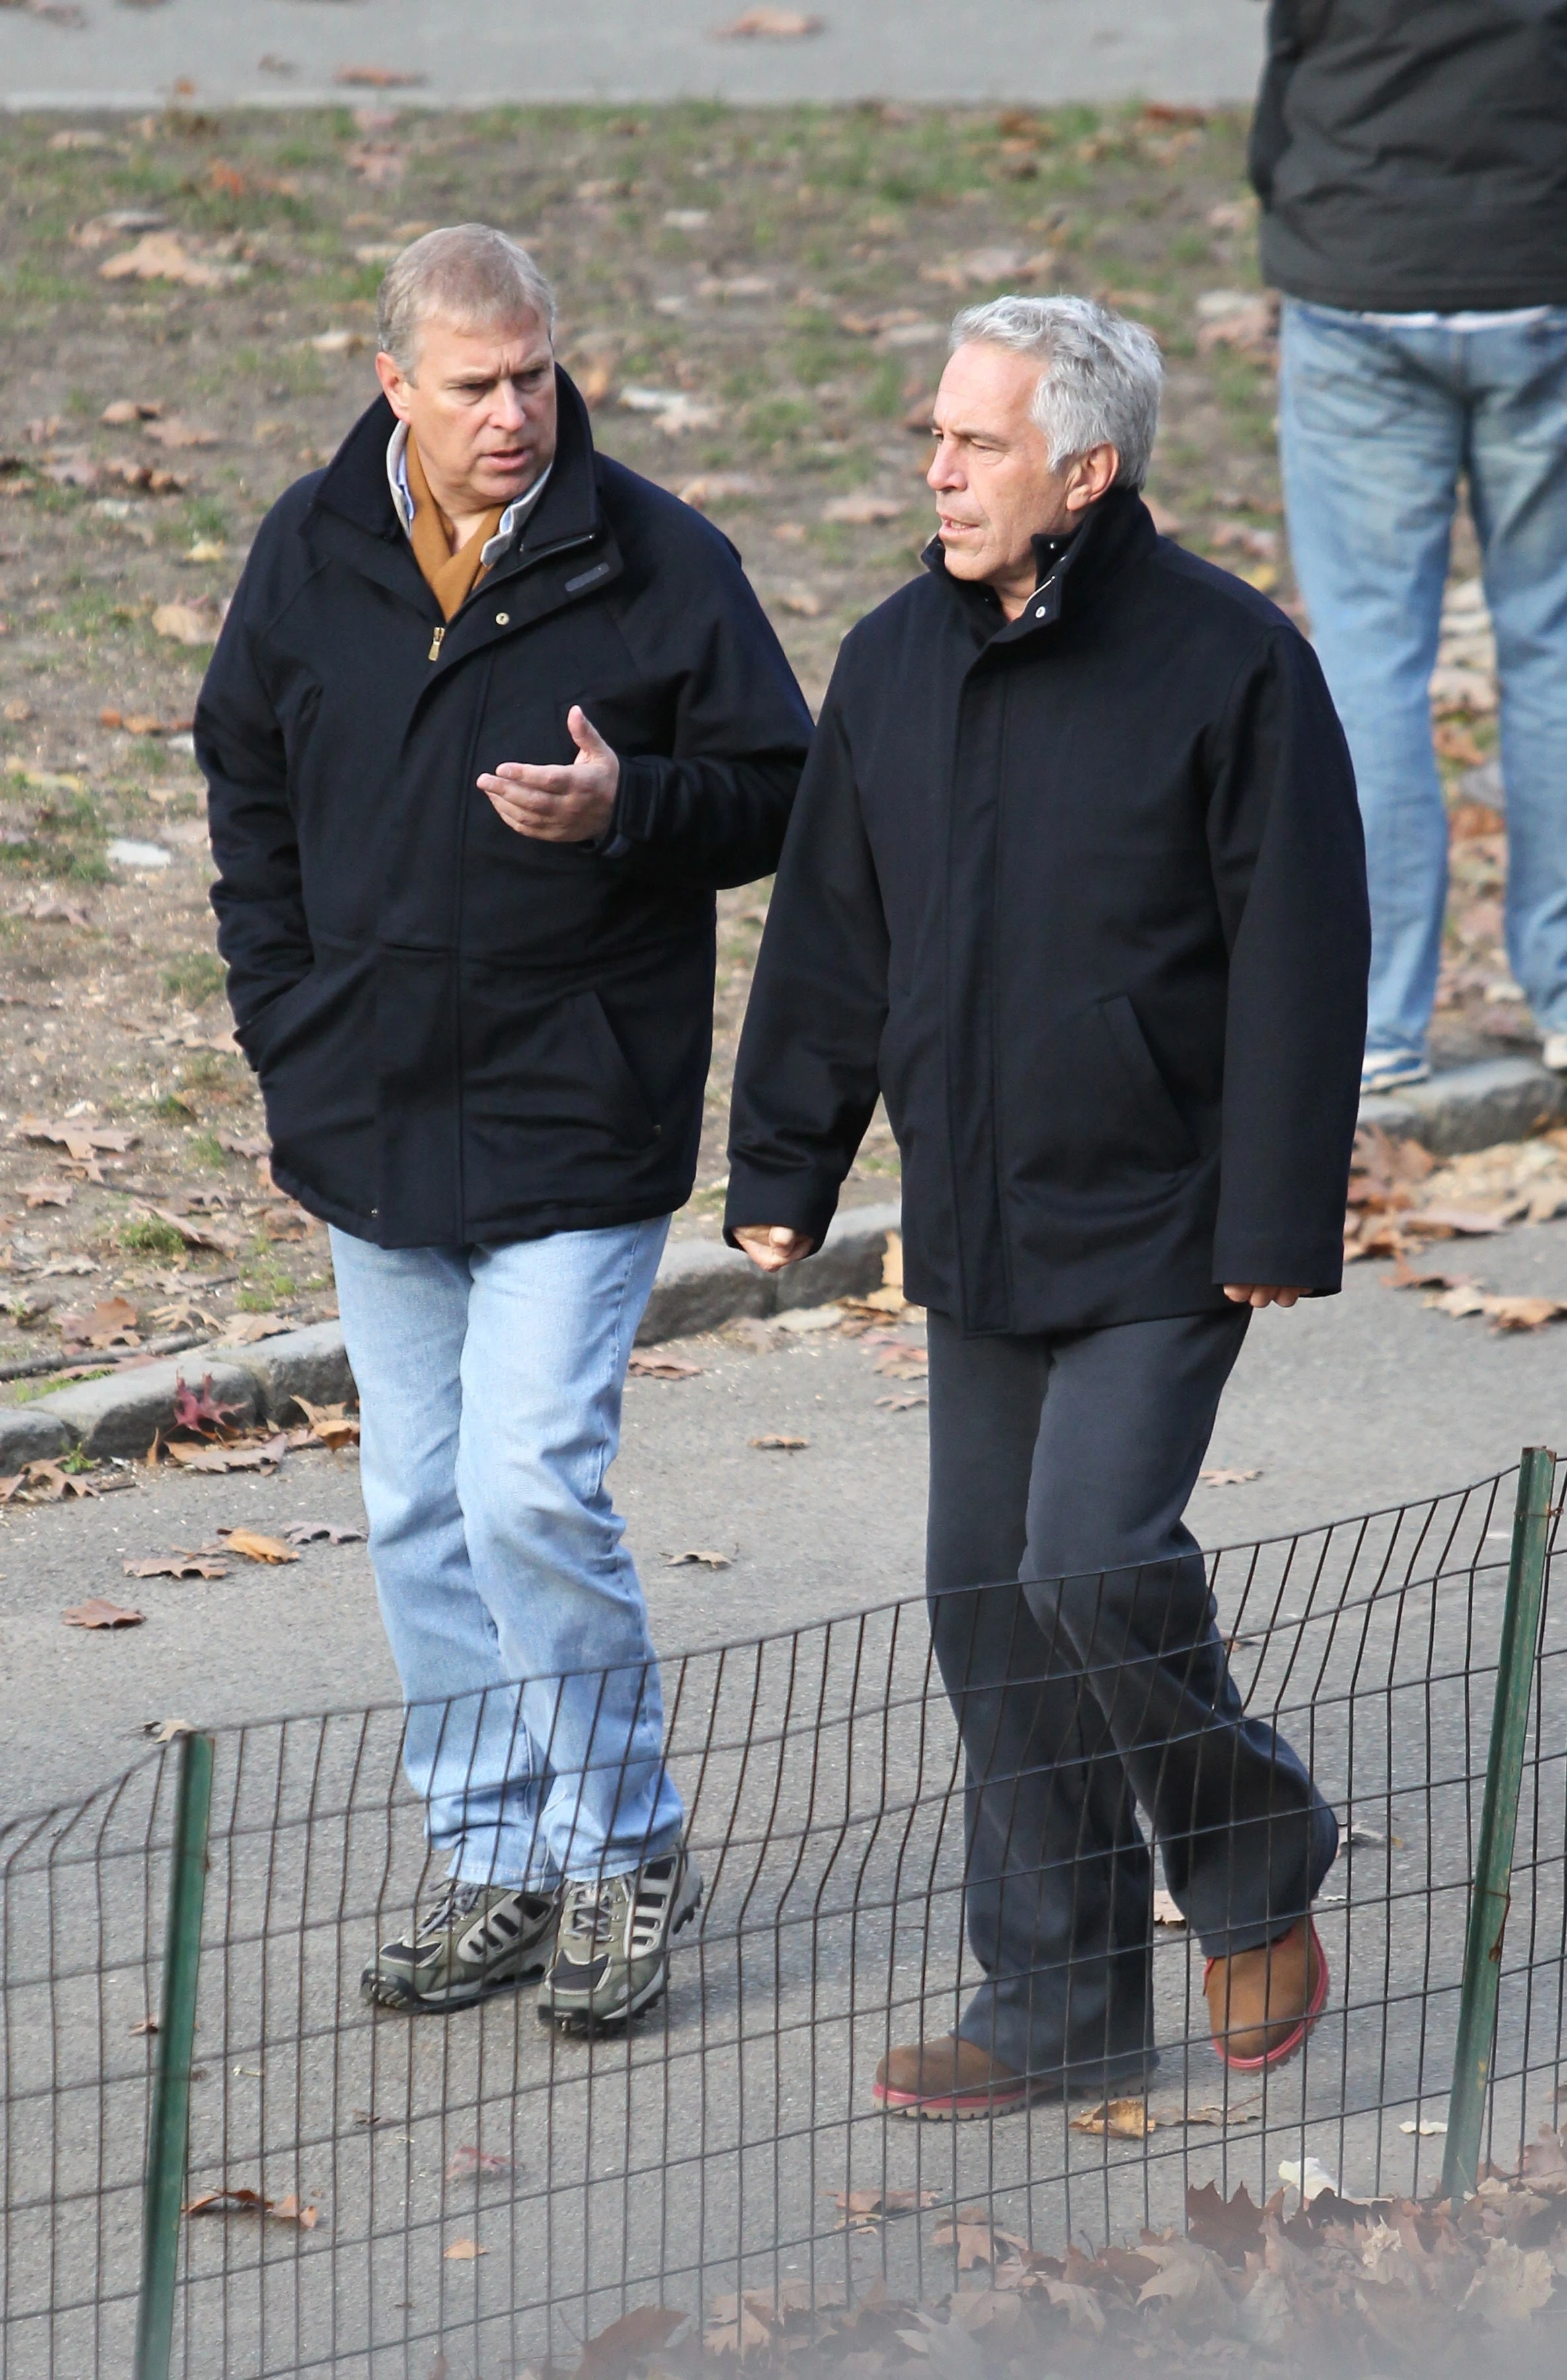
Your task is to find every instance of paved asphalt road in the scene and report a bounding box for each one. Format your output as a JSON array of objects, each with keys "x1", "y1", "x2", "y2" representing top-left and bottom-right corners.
[
  {"x1": 0, "y1": 0, "x2": 1266, "y2": 112},
  {"x1": 4, "y1": 1209, "x2": 1566, "y2": 1824}
]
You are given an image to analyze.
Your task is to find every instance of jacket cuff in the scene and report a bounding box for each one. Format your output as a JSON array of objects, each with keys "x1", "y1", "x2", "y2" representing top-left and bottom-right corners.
[
  {"x1": 1211, "y1": 1230, "x2": 1345, "y2": 1295},
  {"x1": 723, "y1": 1162, "x2": 842, "y2": 1254},
  {"x1": 604, "y1": 752, "x2": 662, "y2": 849}
]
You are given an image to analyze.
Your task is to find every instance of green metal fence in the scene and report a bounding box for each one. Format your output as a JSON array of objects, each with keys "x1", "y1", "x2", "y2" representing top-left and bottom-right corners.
[{"x1": 1, "y1": 1454, "x2": 1562, "y2": 2378}]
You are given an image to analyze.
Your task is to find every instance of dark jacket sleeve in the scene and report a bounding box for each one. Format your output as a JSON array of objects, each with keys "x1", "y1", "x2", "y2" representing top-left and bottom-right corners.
[
  {"x1": 723, "y1": 678, "x2": 889, "y2": 1246},
  {"x1": 1205, "y1": 624, "x2": 1369, "y2": 1292},
  {"x1": 606, "y1": 543, "x2": 813, "y2": 890},
  {"x1": 1248, "y1": 0, "x2": 1332, "y2": 206},
  {"x1": 196, "y1": 555, "x2": 312, "y2": 1047}
]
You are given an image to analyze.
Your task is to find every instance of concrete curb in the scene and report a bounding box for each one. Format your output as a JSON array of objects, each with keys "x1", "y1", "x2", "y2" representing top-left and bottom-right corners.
[
  {"x1": 2, "y1": 1202, "x2": 903, "y2": 1467},
  {"x1": 1359, "y1": 1056, "x2": 1567, "y2": 1155}
]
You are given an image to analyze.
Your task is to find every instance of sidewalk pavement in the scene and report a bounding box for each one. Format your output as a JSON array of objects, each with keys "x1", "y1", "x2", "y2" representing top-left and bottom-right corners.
[
  {"x1": 4, "y1": 1199, "x2": 1567, "y2": 1819},
  {"x1": 0, "y1": 0, "x2": 1266, "y2": 112}
]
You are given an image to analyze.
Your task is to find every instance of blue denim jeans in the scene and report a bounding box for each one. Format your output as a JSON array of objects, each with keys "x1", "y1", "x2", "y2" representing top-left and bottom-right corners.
[
  {"x1": 1278, "y1": 298, "x2": 1567, "y2": 1064},
  {"x1": 328, "y1": 1218, "x2": 683, "y2": 1889}
]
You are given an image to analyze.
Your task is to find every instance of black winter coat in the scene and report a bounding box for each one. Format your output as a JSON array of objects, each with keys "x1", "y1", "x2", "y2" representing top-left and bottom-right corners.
[
  {"x1": 724, "y1": 491, "x2": 1369, "y2": 1337},
  {"x1": 198, "y1": 374, "x2": 811, "y2": 1248},
  {"x1": 1250, "y1": 0, "x2": 1567, "y2": 311}
]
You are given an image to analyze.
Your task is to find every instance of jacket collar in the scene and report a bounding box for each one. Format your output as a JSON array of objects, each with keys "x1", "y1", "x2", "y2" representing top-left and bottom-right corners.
[
  {"x1": 922, "y1": 484, "x2": 1157, "y2": 645},
  {"x1": 307, "y1": 365, "x2": 604, "y2": 605}
]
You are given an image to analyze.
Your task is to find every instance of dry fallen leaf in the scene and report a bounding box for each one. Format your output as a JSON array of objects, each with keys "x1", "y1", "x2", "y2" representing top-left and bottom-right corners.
[
  {"x1": 335, "y1": 64, "x2": 428, "y2": 87},
  {"x1": 576, "y1": 2305, "x2": 685, "y2": 2378},
  {"x1": 829, "y1": 2186, "x2": 937, "y2": 2231},
  {"x1": 1071, "y1": 2098, "x2": 1154, "y2": 2139},
  {"x1": 124, "y1": 1556, "x2": 229, "y2": 1580},
  {"x1": 1153, "y1": 1888, "x2": 1185, "y2": 1926},
  {"x1": 285, "y1": 1522, "x2": 365, "y2": 1546},
  {"x1": 130, "y1": 2014, "x2": 159, "y2": 2035},
  {"x1": 142, "y1": 1719, "x2": 196, "y2": 1743},
  {"x1": 1198, "y1": 1466, "x2": 1261, "y2": 1486},
  {"x1": 749, "y1": 1433, "x2": 809, "y2": 1450},
  {"x1": 184, "y1": 2186, "x2": 317, "y2": 2227},
  {"x1": 151, "y1": 601, "x2": 220, "y2": 647},
  {"x1": 100, "y1": 233, "x2": 245, "y2": 290},
  {"x1": 627, "y1": 1349, "x2": 703, "y2": 1378},
  {"x1": 445, "y1": 2144, "x2": 517, "y2": 2182},
  {"x1": 143, "y1": 415, "x2": 219, "y2": 450},
  {"x1": 443, "y1": 2238, "x2": 487, "y2": 2260},
  {"x1": 63, "y1": 1598, "x2": 145, "y2": 1629},
  {"x1": 665, "y1": 1549, "x2": 732, "y2": 1568},
  {"x1": 290, "y1": 1396, "x2": 361, "y2": 1449},
  {"x1": 165, "y1": 1438, "x2": 287, "y2": 1474},
  {"x1": 715, "y1": 6, "x2": 824, "y2": 32},
  {"x1": 933, "y1": 2209, "x2": 1030, "y2": 2269},
  {"x1": 223, "y1": 1529, "x2": 298, "y2": 1566}
]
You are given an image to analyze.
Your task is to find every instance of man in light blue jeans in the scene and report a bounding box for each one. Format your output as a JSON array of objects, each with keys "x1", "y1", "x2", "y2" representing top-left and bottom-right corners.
[
  {"x1": 198, "y1": 227, "x2": 810, "y2": 2030},
  {"x1": 1250, "y1": 0, "x2": 1567, "y2": 1093},
  {"x1": 1278, "y1": 303, "x2": 1567, "y2": 1090}
]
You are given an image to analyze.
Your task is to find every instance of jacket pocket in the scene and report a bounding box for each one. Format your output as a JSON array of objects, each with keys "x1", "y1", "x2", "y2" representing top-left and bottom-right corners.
[
  {"x1": 1011, "y1": 992, "x2": 1198, "y2": 1193},
  {"x1": 237, "y1": 969, "x2": 321, "y2": 1070}
]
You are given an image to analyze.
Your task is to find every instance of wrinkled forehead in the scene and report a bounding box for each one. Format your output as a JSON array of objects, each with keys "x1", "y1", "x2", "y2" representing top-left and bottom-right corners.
[
  {"x1": 934, "y1": 339, "x2": 1048, "y2": 436},
  {"x1": 410, "y1": 306, "x2": 554, "y2": 378}
]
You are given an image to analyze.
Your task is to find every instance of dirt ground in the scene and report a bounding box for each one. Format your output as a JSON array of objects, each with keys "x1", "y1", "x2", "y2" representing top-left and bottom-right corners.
[{"x1": 0, "y1": 100, "x2": 1517, "y2": 1397}]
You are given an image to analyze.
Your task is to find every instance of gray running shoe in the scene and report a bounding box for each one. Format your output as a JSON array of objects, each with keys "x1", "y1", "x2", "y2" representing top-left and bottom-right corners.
[
  {"x1": 538, "y1": 1841, "x2": 702, "y2": 2032},
  {"x1": 361, "y1": 1881, "x2": 558, "y2": 2012}
]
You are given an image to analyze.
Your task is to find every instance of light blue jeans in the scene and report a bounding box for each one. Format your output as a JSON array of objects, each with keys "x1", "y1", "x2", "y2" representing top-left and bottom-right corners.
[
  {"x1": 1278, "y1": 299, "x2": 1567, "y2": 1064},
  {"x1": 328, "y1": 1218, "x2": 683, "y2": 1890}
]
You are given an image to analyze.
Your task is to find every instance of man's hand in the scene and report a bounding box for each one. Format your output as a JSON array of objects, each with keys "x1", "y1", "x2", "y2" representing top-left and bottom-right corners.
[
  {"x1": 734, "y1": 1225, "x2": 816, "y2": 1273},
  {"x1": 1223, "y1": 1285, "x2": 1307, "y2": 1310},
  {"x1": 478, "y1": 705, "x2": 619, "y2": 844}
]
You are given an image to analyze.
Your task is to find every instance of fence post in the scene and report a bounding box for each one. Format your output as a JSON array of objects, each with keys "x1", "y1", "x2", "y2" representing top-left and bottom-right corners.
[
  {"x1": 1441, "y1": 1447, "x2": 1557, "y2": 2203},
  {"x1": 133, "y1": 1729, "x2": 214, "y2": 2380}
]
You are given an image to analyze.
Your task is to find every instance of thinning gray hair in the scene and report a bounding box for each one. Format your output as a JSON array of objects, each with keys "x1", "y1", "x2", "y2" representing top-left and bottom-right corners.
[
  {"x1": 376, "y1": 223, "x2": 557, "y2": 377},
  {"x1": 949, "y1": 293, "x2": 1163, "y2": 490}
]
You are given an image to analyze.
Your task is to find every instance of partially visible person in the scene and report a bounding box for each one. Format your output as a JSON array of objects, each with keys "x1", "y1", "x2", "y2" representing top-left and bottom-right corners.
[
  {"x1": 725, "y1": 295, "x2": 1368, "y2": 2118},
  {"x1": 198, "y1": 225, "x2": 810, "y2": 2032},
  {"x1": 1252, "y1": 0, "x2": 1567, "y2": 1092}
]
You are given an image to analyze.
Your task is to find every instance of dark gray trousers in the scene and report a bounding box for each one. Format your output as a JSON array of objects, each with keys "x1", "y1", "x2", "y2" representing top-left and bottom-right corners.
[{"x1": 926, "y1": 1306, "x2": 1338, "y2": 2086}]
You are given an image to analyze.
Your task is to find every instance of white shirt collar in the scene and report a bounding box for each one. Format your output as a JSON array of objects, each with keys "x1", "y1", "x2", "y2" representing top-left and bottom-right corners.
[{"x1": 385, "y1": 420, "x2": 553, "y2": 567}]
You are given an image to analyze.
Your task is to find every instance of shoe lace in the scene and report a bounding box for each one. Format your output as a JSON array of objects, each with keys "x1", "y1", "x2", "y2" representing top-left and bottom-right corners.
[
  {"x1": 561, "y1": 1880, "x2": 617, "y2": 1946},
  {"x1": 422, "y1": 1881, "x2": 486, "y2": 1938}
]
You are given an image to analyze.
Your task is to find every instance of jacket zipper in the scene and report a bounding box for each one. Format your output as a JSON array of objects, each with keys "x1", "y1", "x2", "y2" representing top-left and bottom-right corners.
[{"x1": 424, "y1": 530, "x2": 599, "y2": 665}]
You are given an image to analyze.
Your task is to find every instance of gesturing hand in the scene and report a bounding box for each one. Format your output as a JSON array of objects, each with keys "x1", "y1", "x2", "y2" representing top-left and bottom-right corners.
[
  {"x1": 478, "y1": 705, "x2": 619, "y2": 844},
  {"x1": 1223, "y1": 1285, "x2": 1307, "y2": 1310}
]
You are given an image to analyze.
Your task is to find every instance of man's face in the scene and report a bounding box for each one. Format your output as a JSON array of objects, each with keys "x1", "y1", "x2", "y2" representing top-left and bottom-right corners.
[
  {"x1": 375, "y1": 311, "x2": 558, "y2": 515},
  {"x1": 928, "y1": 340, "x2": 1086, "y2": 593}
]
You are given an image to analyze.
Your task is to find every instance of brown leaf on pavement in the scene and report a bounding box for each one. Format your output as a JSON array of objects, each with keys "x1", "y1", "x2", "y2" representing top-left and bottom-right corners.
[
  {"x1": 829, "y1": 2186, "x2": 937, "y2": 2231},
  {"x1": 223, "y1": 1528, "x2": 298, "y2": 1566},
  {"x1": 124, "y1": 1556, "x2": 228, "y2": 1580},
  {"x1": 665, "y1": 1549, "x2": 731, "y2": 1568},
  {"x1": 100, "y1": 233, "x2": 246, "y2": 290},
  {"x1": 627, "y1": 1348, "x2": 703, "y2": 1378},
  {"x1": 442, "y1": 2238, "x2": 487, "y2": 2260},
  {"x1": 10, "y1": 1460, "x2": 97, "y2": 1503},
  {"x1": 933, "y1": 2209, "x2": 1030, "y2": 2269},
  {"x1": 185, "y1": 2186, "x2": 318, "y2": 2227},
  {"x1": 335, "y1": 65, "x2": 427, "y2": 87},
  {"x1": 286, "y1": 1523, "x2": 365, "y2": 1546},
  {"x1": 165, "y1": 1437, "x2": 287, "y2": 1474},
  {"x1": 100, "y1": 398, "x2": 163, "y2": 424},
  {"x1": 1198, "y1": 1466, "x2": 1260, "y2": 1486},
  {"x1": 445, "y1": 2144, "x2": 516, "y2": 2182},
  {"x1": 130, "y1": 2014, "x2": 159, "y2": 2034},
  {"x1": 575, "y1": 2306, "x2": 685, "y2": 2378},
  {"x1": 714, "y1": 7, "x2": 825, "y2": 33},
  {"x1": 749, "y1": 1433, "x2": 808, "y2": 1450},
  {"x1": 1184, "y1": 2177, "x2": 1268, "y2": 2262},
  {"x1": 289, "y1": 1396, "x2": 360, "y2": 1448},
  {"x1": 218, "y1": 1132, "x2": 270, "y2": 1159},
  {"x1": 22, "y1": 1179, "x2": 75, "y2": 1207},
  {"x1": 1071, "y1": 2098, "x2": 1154, "y2": 2139},
  {"x1": 63, "y1": 1598, "x2": 145, "y2": 1629}
]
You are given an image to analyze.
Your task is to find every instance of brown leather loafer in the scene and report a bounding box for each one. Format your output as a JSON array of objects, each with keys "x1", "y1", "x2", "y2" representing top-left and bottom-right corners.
[
  {"x1": 872, "y1": 2033, "x2": 1037, "y2": 2120},
  {"x1": 1204, "y1": 1918, "x2": 1328, "y2": 2071}
]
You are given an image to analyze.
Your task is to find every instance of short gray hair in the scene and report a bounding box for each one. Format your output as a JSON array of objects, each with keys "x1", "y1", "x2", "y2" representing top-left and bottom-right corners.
[
  {"x1": 376, "y1": 223, "x2": 556, "y2": 377},
  {"x1": 949, "y1": 293, "x2": 1163, "y2": 490}
]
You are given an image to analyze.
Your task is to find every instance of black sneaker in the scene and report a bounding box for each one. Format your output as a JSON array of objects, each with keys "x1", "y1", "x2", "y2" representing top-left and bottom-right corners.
[
  {"x1": 538, "y1": 1841, "x2": 702, "y2": 2032},
  {"x1": 361, "y1": 1882, "x2": 559, "y2": 2011}
]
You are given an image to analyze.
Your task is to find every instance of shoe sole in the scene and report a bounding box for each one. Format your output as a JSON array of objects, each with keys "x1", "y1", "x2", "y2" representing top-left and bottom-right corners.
[
  {"x1": 1205, "y1": 1923, "x2": 1330, "y2": 2073},
  {"x1": 539, "y1": 1878, "x2": 703, "y2": 2036},
  {"x1": 360, "y1": 1943, "x2": 552, "y2": 2014},
  {"x1": 872, "y1": 2081, "x2": 1038, "y2": 2121}
]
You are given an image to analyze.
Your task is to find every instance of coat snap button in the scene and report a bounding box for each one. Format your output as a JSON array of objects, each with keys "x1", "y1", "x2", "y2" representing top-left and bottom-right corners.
[{"x1": 494, "y1": 610, "x2": 510, "y2": 625}]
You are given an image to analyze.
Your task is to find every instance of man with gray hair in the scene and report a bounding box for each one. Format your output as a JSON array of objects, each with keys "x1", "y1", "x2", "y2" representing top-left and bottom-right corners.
[
  {"x1": 197, "y1": 225, "x2": 810, "y2": 2031},
  {"x1": 726, "y1": 295, "x2": 1369, "y2": 2114}
]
